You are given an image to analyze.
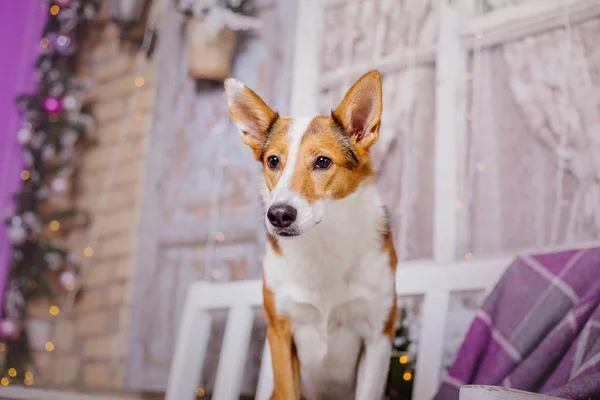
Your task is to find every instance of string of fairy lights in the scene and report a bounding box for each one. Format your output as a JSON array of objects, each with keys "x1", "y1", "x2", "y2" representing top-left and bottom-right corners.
[
  {"x1": 202, "y1": 117, "x2": 229, "y2": 283},
  {"x1": 460, "y1": 0, "x2": 485, "y2": 261},
  {"x1": 549, "y1": 1, "x2": 572, "y2": 245}
]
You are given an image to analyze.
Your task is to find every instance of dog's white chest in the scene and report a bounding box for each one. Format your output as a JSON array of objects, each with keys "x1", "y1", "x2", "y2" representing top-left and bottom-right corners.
[
  {"x1": 278, "y1": 289, "x2": 374, "y2": 339},
  {"x1": 279, "y1": 285, "x2": 377, "y2": 399}
]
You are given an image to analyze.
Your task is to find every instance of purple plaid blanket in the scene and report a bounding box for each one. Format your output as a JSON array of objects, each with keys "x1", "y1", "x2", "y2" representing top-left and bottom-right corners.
[{"x1": 435, "y1": 248, "x2": 600, "y2": 400}]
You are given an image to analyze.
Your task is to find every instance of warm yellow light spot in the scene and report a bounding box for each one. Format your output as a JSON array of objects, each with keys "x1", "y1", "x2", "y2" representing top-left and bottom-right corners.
[
  {"x1": 64, "y1": 282, "x2": 75, "y2": 291},
  {"x1": 84, "y1": 246, "x2": 94, "y2": 257},
  {"x1": 399, "y1": 355, "x2": 409, "y2": 364},
  {"x1": 40, "y1": 38, "x2": 50, "y2": 48},
  {"x1": 403, "y1": 371, "x2": 413, "y2": 381},
  {"x1": 49, "y1": 305, "x2": 60, "y2": 316},
  {"x1": 24, "y1": 371, "x2": 33, "y2": 380},
  {"x1": 49, "y1": 220, "x2": 60, "y2": 231},
  {"x1": 50, "y1": 5, "x2": 60, "y2": 15},
  {"x1": 0, "y1": 343, "x2": 6, "y2": 352},
  {"x1": 45, "y1": 341, "x2": 55, "y2": 352},
  {"x1": 7, "y1": 368, "x2": 16, "y2": 378},
  {"x1": 215, "y1": 232, "x2": 225, "y2": 242},
  {"x1": 134, "y1": 77, "x2": 145, "y2": 87},
  {"x1": 0, "y1": 377, "x2": 9, "y2": 386},
  {"x1": 465, "y1": 252, "x2": 473, "y2": 260},
  {"x1": 196, "y1": 387, "x2": 205, "y2": 397},
  {"x1": 20, "y1": 170, "x2": 30, "y2": 180},
  {"x1": 24, "y1": 377, "x2": 33, "y2": 386}
]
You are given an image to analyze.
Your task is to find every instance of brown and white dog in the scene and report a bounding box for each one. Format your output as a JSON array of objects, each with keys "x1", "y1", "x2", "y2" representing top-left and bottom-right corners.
[{"x1": 224, "y1": 70, "x2": 397, "y2": 400}]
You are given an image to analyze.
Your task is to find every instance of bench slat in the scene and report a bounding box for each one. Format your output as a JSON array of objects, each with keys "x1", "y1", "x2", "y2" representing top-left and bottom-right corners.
[
  {"x1": 213, "y1": 305, "x2": 255, "y2": 400},
  {"x1": 166, "y1": 285, "x2": 213, "y2": 400}
]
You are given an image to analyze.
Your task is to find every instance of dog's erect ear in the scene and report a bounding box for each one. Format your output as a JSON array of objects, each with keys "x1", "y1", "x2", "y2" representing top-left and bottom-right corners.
[
  {"x1": 225, "y1": 79, "x2": 278, "y2": 157},
  {"x1": 332, "y1": 70, "x2": 382, "y2": 149}
]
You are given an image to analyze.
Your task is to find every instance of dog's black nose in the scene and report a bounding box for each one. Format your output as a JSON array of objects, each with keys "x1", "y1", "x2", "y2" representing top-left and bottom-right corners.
[{"x1": 267, "y1": 204, "x2": 297, "y2": 228}]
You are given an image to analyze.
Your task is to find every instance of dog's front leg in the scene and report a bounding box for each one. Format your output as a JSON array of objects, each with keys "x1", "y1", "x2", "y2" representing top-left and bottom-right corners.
[
  {"x1": 264, "y1": 284, "x2": 301, "y2": 400},
  {"x1": 267, "y1": 323, "x2": 301, "y2": 400},
  {"x1": 355, "y1": 335, "x2": 392, "y2": 400}
]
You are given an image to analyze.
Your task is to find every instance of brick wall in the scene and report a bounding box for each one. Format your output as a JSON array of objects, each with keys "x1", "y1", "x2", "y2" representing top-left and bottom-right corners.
[{"x1": 25, "y1": 9, "x2": 155, "y2": 396}]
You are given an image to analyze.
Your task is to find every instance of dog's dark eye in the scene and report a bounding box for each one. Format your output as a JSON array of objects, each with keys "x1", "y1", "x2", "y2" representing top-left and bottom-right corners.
[
  {"x1": 314, "y1": 156, "x2": 332, "y2": 170},
  {"x1": 267, "y1": 156, "x2": 280, "y2": 170}
]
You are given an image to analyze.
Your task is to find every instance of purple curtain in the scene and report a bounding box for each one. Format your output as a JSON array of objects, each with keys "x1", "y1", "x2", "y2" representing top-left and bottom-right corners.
[{"x1": 0, "y1": 2, "x2": 46, "y2": 313}]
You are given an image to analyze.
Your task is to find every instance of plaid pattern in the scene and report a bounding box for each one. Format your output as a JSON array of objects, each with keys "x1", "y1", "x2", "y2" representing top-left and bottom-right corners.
[{"x1": 434, "y1": 248, "x2": 600, "y2": 400}]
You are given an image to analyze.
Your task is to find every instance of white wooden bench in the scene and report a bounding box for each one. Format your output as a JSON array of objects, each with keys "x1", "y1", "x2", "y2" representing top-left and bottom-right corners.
[{"x1": 166, "y1": 256, "x2": 514, "y2": 400}]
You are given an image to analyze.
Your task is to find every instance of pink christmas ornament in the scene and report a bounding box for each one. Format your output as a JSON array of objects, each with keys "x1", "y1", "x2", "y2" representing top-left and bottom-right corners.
[
  {"x1": 59, "y1": 271, "x2": 76, "y2": 290},
  {"x1": 17, "y1": 128, "x2": 32, "y2": 144},
  {"x1": 62, "y1": 94, "x2": 78, "y2": 110},
  {"x1": 51, "y1": 177, "x2": 68, "y2": 193},
  {"x1": 44, "y1": 252, "x2": 62, "y2": 271},
  {"x1": 7, "y1": 225, "x2": 27, "y2": 244},
  {"x1": 44, "y1": 97, "x2": 63, "y2": 113},
  {"x1": 52, "y1": 33, "x2": 75, "y2": 55},
  {"x1": 0, "y1": 319, "x2": 20, "y2": 340}
]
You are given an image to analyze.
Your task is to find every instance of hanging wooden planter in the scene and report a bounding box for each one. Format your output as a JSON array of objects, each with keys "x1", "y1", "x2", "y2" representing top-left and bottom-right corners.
[{"x1": 186, "y1": 17, "x2": 237, "y2": 81}]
